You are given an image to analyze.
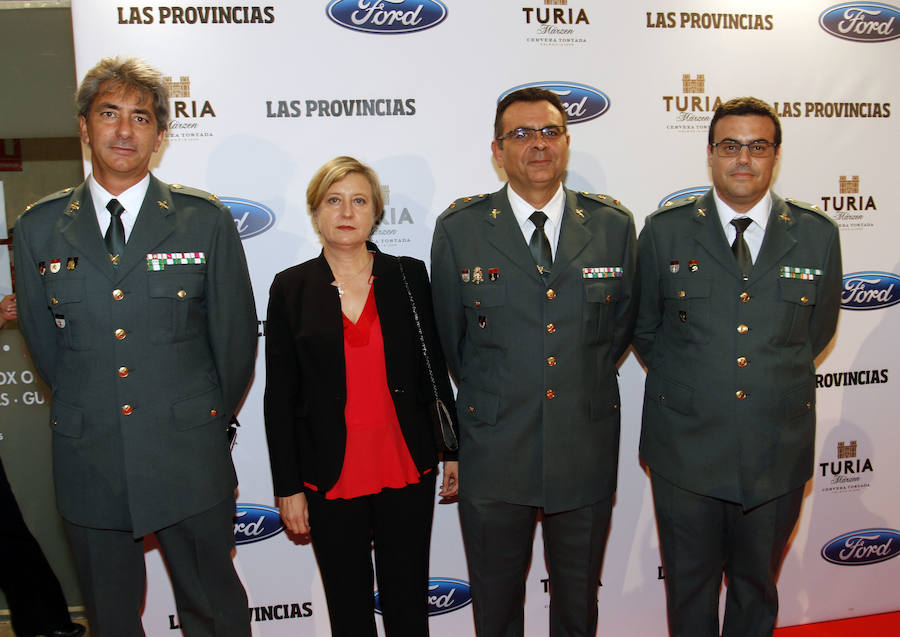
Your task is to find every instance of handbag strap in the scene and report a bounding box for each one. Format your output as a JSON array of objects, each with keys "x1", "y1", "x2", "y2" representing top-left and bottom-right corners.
[{"x1": 396, "y1": 257, "x2": 441, "y2": 402}]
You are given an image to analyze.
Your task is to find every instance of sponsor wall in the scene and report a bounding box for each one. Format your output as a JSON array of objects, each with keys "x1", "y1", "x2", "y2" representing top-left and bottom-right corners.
[{"x1": 56, "y1": 0, "x2": 900, "y2": 634}]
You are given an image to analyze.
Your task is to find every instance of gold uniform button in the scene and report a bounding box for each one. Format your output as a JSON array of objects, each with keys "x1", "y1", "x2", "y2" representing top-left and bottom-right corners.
[
  {"x1": 658, "y1": 394, "x2": 666, "y2": 403},
  {"x1": 51, "y1": 420, "x2": 57, "y2": 427},
  {"x1": 739, "y1": 292, "x2": 750, "y2": 303},
  {"x1": 736, "y1": 390, "x2": 747, "y2": 400},
  {"x1": 112, "y1": 289, "x2": 124, "y2": 300},
  {"x1": 547, "y1": 356, "x2": 557, "y2": 367},
  {"x1": 115, "y1": 328, "x2": 127, "y2": 340},
  {"x1": 209, "y1": 409, "x2": 218, "y2": 417},
  {"x1": 545, "y1": 389, "x2": 556, "y2": 399},
  {"x1": 737, "y1": 356, "x2": 748, "y2": 367},
  {"x1": 800, "y1": 296, "x2": 809, "y2": 304},
  {"x1": 678, "y1": 290, "x2": 686, "y2": 298},
  {"x1": 50, "y1": 297, "x2": 59, "y2": 305},
  {"x1": 546, "y1": 289, "x2": 556, "y2": 300},
  {"x1": 177, "y1": 289, "x2": 187, "y2": 299},
  {"x1": 121, "y1": 404, "x2": 134, "y2": 415},
  {"x1": 737, "y1": 324, "x2": 749, "y2": 335},
  {"x1": 118, "y1": 366, "x2": 129, "y2": 378},
  {"x1": 605, "y1": 295, "x2": 613, "y2": 303},
  {"x1": 806, "y1": 401, "x2": 812, "y2": 410},
  {"x1": 546, "y1": 323, "x2": 556, "y2": 334}
]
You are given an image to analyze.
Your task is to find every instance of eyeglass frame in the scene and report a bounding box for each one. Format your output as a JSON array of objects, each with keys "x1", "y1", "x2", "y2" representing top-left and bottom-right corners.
[
  {"x1": 495, "y1": 125, "x2": 568, "y2": 145},
  {"x1": 709, "y1": 139, "x2": 780, "y2": 158}
]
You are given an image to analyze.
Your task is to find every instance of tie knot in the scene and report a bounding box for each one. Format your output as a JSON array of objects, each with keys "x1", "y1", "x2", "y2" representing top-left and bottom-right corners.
[
  {"x1": 107, "y1": 199, "x2": 125, "y2": 218},
  {"x1": 530, "y1": 211, "x2": 548, "y2": 229},
  {"x1": 731, "y1": 217, "x2": 752, "y2": 234}
]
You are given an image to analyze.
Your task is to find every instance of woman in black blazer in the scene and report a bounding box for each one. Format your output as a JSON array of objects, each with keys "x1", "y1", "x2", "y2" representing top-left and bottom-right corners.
[{"x1": 264, "y1": 156, "x2": 458, "y2": 637}]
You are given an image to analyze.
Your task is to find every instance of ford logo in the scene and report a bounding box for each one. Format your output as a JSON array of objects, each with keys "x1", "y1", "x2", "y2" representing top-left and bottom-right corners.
[
  {"x1": 374, "y1": 577, "x2": 472, "y2": 616},
  {"x1": 500, "y1": 82, "x2": 611, "y2": 124},
  {"x1": 326, "y1": 0, "x2": 448, "y2": 34},
  {"x1": 821, "y1": 528, "x2": 900, "y2": 565},
  {"x1": 840, "y1": 271, "x2": 900, "y2": 310},
  {"x1": 220, "y1": 197, "x2": 276, "y2": 240},
  {"x1": 658, "y1": 186, "x2": 709, "y2": 209},
  {"x1": 233, "y1": 504, "x2": 284, "y2": 545},
  {"x1": 819, "y1": 3, "x2": 900, "y2": 42}
]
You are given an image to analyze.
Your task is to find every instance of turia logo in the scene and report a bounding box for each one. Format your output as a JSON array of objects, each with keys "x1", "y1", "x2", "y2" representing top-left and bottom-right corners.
[
  {"x1": 326, "y1": 0, "x2": 447, "y2": 34},
  {"x1": 819, "y1": 3, "x2": 900, "y2": 42},
  {"x1": 233, "y1": 504, "x2": 284, "y2": 545},
  {"x1": 500, "y1": 82, "x2": 610, "y2": 124},
  {"x1": 221, "y1": 198, "x2": 276, "y2": 239},
  {"x1": 822, "y1": 529, "x2": 900, "y2": 565},
  {"x1": 374, "y1": 578, "x2": 472, "y2": 616},
  {"x1": 841, "y1": 271, "x2": 900, "y2": 310},
  {"x1": 658, "y1": 186, "x2": 709, "y2": 208}
]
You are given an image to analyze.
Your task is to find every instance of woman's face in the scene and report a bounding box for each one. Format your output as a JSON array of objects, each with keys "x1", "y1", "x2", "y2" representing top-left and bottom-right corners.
[{"x1": 314, "y1": 172, "x2": 376, "y2": 250}]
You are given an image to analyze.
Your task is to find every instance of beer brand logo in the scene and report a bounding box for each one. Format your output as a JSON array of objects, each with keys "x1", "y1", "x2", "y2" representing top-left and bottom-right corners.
[
  {"x1": 822, "y1": 529, "x2": 900, "y2": 565},
  {"x1": 820, "y1": 175, "x2": 878, "y2": 231},
  {"x1": 817, "y1": 439, "x2": 875, "y2": 493},
  {"x1": 233, "y1": 504, "x2": 284, "y2": 544},
  {"x1": 658, "y1": 186, "x2": 709, "y2": 208},
  {"x1": 662, "y1": 73, "x2": 723, "y2": 133},
  {"x1": 500, "y1": 82, "x2": 610, "y2": 124},
  {"x1": 841, "y1": 271, "x2": 900, "y2": 310},
  {"x1": 375, "y1": 578, "x2": 472, "y2": 616},
  {"x1": 221, "y1": 198, "x2": 276, "y2": 239},
  {"x1": 819, "y1": 3, "x2": 900, "y2": 42},
  {"x1": 326, "y1": 0, "x2": 448, "y2": 34},
  {"x1": 162, "y1": 74, "x2": 217, "y2": 140}
]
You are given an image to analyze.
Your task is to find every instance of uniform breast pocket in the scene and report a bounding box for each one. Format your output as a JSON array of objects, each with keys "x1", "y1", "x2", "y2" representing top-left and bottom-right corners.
[
  {"x1": 148, "y1": 272, "x2": 206, "y2": 344},
  {"x1": 461, "y1": 284, "x2": 506, "y2": 348},
  {"x1": 662, "y1": 277, "x2": 711, "y2": 344},
  {"x1": 44, "y1": 276, "x2": 91, "y2": 351},
  {"x1": 773, "y1": 278, "x2": 817, "y2": 346},
  {"x1": 583, "y1": 280, "x2": 621, "y2": 344}
]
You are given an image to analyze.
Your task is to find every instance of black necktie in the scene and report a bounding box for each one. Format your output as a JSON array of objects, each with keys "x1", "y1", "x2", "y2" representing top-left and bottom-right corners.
[
  {"x1": 731, "y1": 217, "x2": 753, "y2": 274},
  {"x1": 105, "y1": 199, "x2": 126, "y2": 266},
  {"x1": 529, "y1": 211, "x2": 552, "y2": 276}
]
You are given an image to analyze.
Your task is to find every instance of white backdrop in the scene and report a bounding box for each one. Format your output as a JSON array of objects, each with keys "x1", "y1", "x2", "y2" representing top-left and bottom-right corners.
[{"x1": 68, "y1": 1, "x2": 900, "y2": 634}]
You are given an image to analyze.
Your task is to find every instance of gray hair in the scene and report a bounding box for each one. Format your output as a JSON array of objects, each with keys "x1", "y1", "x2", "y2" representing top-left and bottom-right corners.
[{"x1": 76, "y1": 56, "x2": 169, "y2": 133}]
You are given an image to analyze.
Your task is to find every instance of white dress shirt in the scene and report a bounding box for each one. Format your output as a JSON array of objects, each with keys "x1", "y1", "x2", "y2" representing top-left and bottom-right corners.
[
  {"x1": 506, "y1": 183, "x2": 565, "y2": 260},
  {"x1": 89, "y1": 173, "x2": 151, "y2": 243}
]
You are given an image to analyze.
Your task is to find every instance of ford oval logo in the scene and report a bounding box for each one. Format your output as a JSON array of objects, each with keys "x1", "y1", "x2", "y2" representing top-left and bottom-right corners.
[
  {"x1": 841, "y1": 271, "x2": 900, "y2": 310},
  {"x1": 374, "y1": 577, "x2": 472, "y2": 616},
  {"x1": 658, "y1": 186, "x2": 709, "y2": 208},
  {"x1": 819, "y1": 3, "x2": 900, "y2": 42},
  {"x1": 327, "y1": 0, "x2": 448, "y2": 34},
  {"x1": 233, "y1": 504, "x2": 284, "y2": 545},
  {"x1": 821, "y1": 528, "x2": 900, "y2": 565},
  {"x1": 500, "y1": 82, "x2": 611, "y2": 124},
  {"x1": 220, "y1": 197, "x2": 276, "y2": 240}
]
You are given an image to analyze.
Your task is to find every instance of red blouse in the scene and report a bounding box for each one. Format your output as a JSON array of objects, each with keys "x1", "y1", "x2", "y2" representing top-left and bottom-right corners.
[{"x1": 326, "y1": 286, "x2": 422, "y2": 500}]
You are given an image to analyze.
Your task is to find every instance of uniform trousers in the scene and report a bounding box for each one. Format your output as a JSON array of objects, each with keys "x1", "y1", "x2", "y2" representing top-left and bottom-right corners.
[
  {"x1": 64, "y1": 495, "x2": 249, "y2": 637},
  {"x1": 306, "y1": 471, "x2": 436, "y2": 637},
  {"x1": 650, "y1": 471, "x2": 804, "y2": 637},
  {"x1": 458, "y1": 494, "x2": 613, "y2": 637},
  {"x1": 0, "y1": 456, "x2": 75, "y2": 636}
]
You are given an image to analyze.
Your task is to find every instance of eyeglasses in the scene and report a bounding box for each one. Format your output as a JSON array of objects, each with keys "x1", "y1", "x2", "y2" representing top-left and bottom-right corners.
[
  {"x1": 710, "y1": 140, "x2": 779, "y2": 158},
  {"x1": 496, "y1": 125, "x2": 567, "y2": 144}
]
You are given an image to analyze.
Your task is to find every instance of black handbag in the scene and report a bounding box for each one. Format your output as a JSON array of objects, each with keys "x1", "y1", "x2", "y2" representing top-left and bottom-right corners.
[{"x1": 396, "y1": 258, "x2": 459, "y2": 452}]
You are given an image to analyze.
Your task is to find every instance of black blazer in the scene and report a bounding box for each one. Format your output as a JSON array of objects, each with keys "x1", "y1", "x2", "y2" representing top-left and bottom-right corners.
[{"x1": 264, "y1": 244, "x2": 456, "y2": 497}]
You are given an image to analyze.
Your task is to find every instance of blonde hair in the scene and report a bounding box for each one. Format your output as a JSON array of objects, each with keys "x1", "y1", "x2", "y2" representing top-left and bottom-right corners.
[{"x1": 306, "y1": 156, "x2": 385, "y2": 233}]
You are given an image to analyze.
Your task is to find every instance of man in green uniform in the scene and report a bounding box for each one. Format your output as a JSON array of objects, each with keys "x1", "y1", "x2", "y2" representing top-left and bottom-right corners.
[{"x1": 634, "y1": 97, "x2": 842, "y2": 637}]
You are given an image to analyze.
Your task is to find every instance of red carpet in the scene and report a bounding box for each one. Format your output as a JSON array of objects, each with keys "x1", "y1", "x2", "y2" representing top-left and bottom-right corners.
[{"x1": 774, "y1": 611, "x2": 900, "y2": 636}]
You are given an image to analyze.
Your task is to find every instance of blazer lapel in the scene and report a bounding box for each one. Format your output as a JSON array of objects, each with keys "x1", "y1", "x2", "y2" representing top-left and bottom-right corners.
[
  {"x1": 691, "y1": 191, "x2": 745, "y2": 279},
  {"x1": 483, "y1": 187, "x2": 541, "y2": 279},
  {"x1": 58, "y1": 183, "x2": 117, "y2": 279},
  {"x1": 114, "y1": 175, "x2": 176, "y2": 281},
  {"x1": 545, "y1": 188, "x2": 591, "y2": 287},
  {"x1": 751, "y1": 193, "x2": 798, "y2": 284}
]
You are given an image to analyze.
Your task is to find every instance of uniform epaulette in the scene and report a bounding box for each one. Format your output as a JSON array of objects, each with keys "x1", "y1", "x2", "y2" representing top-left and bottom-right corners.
[
  {"x1": 168, "y1": 183, "x2": 228, "y2": 210},
  {"x1": 784, "y1": 197, "x2": 827, "y2": 217},
  {"x1": 578, "y1": 191, "x2": 631, "y2": 214},
  {"x1": 442, "y1": 193, "x2": 488, "y2": 215},
  {"x1": 653, "y1": 194, "x2": 703, "y2": 215},
  {"x1": 22, "y1": 186, "x2": 77, "y2": 214}
]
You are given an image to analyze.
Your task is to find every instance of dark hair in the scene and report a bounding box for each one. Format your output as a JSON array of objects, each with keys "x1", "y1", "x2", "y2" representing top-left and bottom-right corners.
[
  {"x1": 76, "y1": 56, "x2": 170, "y2": 133},
  {"x1": 708, "y1": 96, "x2": 781, "y2": 146},
  {"x1": 494, "y1": 88, "x2": 567, "y2": 142}
]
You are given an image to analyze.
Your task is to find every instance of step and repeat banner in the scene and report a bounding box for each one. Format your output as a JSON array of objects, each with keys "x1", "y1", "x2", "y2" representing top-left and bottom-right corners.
[{"x1": 64, "y1": 0, "x2": 900, "y2": 634}]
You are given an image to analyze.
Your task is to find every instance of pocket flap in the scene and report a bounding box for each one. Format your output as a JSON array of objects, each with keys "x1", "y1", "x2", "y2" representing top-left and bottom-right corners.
[
  {"x1": 171, "y1": 385, "x2": 224, "y2": 430},
  {"x1": 50, "y1": 398, "x2": 84, "y2": 438},
  {"x1": 461, "y1": 284, "x2": 505, "y2": 308},
  {"x1": 148, "y1": 273, "x2": 205, "y2": 299}
]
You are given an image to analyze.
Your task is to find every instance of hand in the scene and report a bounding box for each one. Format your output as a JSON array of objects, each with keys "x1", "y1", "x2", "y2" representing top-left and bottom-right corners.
[
  {"x1": 0, "y1": 294, "x2": 16, "y2": 323},
  {"x1": 439, "y1": 460, "x2": 459, "y2": 498},
  {"x1": 277, "y1": 492, "x2": 310, "y2": 535}
]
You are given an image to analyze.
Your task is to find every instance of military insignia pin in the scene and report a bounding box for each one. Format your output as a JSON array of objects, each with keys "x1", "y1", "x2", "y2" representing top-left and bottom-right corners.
[
  {"x1": 669, "y1": 261, "x2": 680, "y2": 273},
  {"x1": 490, "y1": 209, "x2": 501, "y2": 219},
  {"x1": 478, "y1": 315, "x2": 487, "y2": 329},
  {"x1": 50, "y1": 258, "x2": 61, "y2": 274},
  {"x1": 460, "y1": 269, "x2": 470, "y2": 283},
  {"x1": 157, "y1": 200, "x2": 169, "y2": 210},
  {"x1": 66, "y1": 257, "x2": 78, "y2": 271},
  {"x1": 473, "y1": 266, "x2": 484, "y2": 284},
  {"x1": 779, "y1": 212, "x2": 791, "y2": 223},
  {"x1": 54, "y1": 314, "x2": 66, "y2": 328},
  {"x1": 689, "y1": 260, "x2": 699, "y2": 272},
  {"x1": 488, "y1": 268, "x2": 499, "y2": 282},
  {"x1": 697, "y1": 208, "x2": 706, "y2": 217},
  {"x1": 38, "y1": 261, "x2": 46, "y2": 276}
]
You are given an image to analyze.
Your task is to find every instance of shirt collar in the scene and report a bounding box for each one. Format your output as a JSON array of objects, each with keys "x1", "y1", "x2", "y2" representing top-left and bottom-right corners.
[
  {"x1": 507, "y1": 183, "x2": 565, "y2": 231},
  {"x1": 713, "y1": 188, "x2": 771, "y2": 232},
  {"x1": 89, "y1": 173, "x2": 151, "y2": 220}
]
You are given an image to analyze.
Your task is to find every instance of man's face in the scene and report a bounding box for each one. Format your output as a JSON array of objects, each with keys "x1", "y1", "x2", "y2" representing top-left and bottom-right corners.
[
  {"x1": 491, "y1": 100, "x2": 569, "y2": 199},
  {"x1": 79, "y1": 82, "x2": 165, "y2": 192},
  {"x1": 707, "y1": 114, "x2": 780, "y2": 213}
]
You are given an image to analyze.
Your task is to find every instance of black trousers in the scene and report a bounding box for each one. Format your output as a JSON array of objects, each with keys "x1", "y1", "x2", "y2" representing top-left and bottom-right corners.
[
  {"x1": 651, "y1": 471, "x2": 804, "y2": 637},
  {"x1": 0, "y1": 455, "x2": 74, "y2": 636},
  {"x1": 458, "y1": 494, "x2": 613, "y2": 637},
  {"x1": 306, "y1": 472, "x2": 437, "y2": 637},
  {"x1": 64, "y1": 495, "x2": 250, "y2": 637}
]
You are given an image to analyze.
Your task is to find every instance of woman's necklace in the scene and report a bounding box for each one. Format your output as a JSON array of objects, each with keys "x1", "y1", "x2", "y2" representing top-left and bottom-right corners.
[{"x1": 333, "y1": 253, "x2": 373, "y2": 297}]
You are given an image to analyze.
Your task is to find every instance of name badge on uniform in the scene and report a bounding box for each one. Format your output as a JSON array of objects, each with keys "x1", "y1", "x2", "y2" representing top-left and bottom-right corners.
[{"x1": 583, "y1": 267, "x2": 623, "y2": 279}]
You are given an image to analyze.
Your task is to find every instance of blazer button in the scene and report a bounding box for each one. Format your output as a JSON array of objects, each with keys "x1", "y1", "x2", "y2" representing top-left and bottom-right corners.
[
  {"x1": 209, "y1": 409, "x2": 218, "y2": 417},
  {"x1": 545, "y1": 389, "x2": 556, "y2": 399},
  {"x1": 658, "y1": 394, "x2": 665, "y2": 403},
  {"x1": 114, "y1": 328, "x2": 127, "y2": 340},
  {"x1": 739, "y1": 291, "x2": 750, "y2": 303},
  {"x1": 800, "y1": 296, "x2": 809, "y2": 304},
  {"x1": 112, "y1": 289, "x2": 124, "y2": 300},
  {"x1": 50, "y1": 297, "x2": 59, "y2": 305},
  {"x1": 736, "y1": 324, "x2": 749, "y2": 335},
  {"x1": 806, "y1": 401, "x2": 812, "y2": 410},
  {"x1": 736, "y1": 356, "x2": 748, "y2": 367},
  {"x1": 177, "y1": 289, "x2": 187, "y2": 299},
  {"x1": 118, "y1": 366, "x2": 129, "y2": 378},
  {"x1": 546, "y1": 288, "x2": 556, "y2": 300},
  {"x1": 546, "y1": 323, "x2": 556, "y2": 334},
  {"x1": 51, "y1": 420, "x2": 57, "y2": 427},
  {"x1": 546, "y1": 356, "x2": 557, "y2": 367},
  {"x1": 678, "y1": 290, "x2": 686, "y2": 298},
  {"x1": 735, "y1": 390, "x2": 747, "y2": 400},
  {"x1": 121, "y1": 404, "x2": 134, "y2": 415}
]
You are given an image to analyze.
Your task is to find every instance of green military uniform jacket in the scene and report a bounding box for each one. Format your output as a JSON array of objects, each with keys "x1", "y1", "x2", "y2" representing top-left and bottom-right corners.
[
  {"x1": 431, "y1": 185, "x2": 637, "y2": 513},
  {"x1": 14, "y1": 175, "x2": 257, "y2": 536},
  {"x1": 634, "y1": 190, "x2": 841, "y2": 508}
]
